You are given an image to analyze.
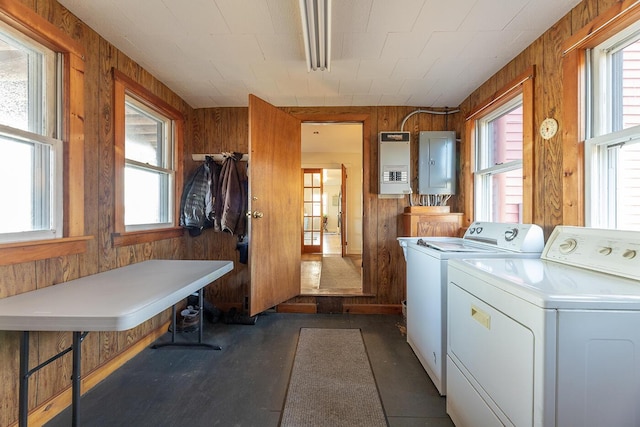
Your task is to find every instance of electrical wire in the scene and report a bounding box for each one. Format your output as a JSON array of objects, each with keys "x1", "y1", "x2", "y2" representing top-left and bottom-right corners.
[{"x1": 400, "y1": 108, "x2": 460, "y2": 131}]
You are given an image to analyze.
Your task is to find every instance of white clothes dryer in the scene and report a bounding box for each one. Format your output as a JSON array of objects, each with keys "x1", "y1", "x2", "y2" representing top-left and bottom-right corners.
[{"x1": 447, "y1": 226, "x2": 640, "y2": 427}]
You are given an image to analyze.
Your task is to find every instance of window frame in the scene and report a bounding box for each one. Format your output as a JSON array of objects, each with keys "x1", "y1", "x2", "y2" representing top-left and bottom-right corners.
[
  {"x1": 473, "y1": 95, "x2": 524, "y2": 222},
  {"x1": 0, "y1": 21, "x2": 62, "y2": 243},
  {"x1": 562, "y1": 1, "x2": 640, "y2": 228},
  {"x1": 0, "y1": 0, "x2": 89, "y2": 266},
  {"x1": 584, "y1": 22, "x2": 640, "y2": 229},
  {"x1": 112, "y1": 69, "x2": 184, "y2": 247},
  {"x1": 463, "y1": 66, "x2": 535, "y2": 225}
]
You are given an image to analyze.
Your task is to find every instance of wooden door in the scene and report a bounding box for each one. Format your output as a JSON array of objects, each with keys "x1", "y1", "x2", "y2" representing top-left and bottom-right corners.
[
  {"x1": 248, "y1": 95, "x2": 301, "y2": 316},
  {"x1": 340, "y1": 164, "x2": 347, "y2": 257}
]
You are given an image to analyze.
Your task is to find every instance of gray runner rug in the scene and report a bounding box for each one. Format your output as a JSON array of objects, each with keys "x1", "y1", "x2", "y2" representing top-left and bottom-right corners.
[{"x1": 280, "y1": 328, "x2": 387, "y2": 427}]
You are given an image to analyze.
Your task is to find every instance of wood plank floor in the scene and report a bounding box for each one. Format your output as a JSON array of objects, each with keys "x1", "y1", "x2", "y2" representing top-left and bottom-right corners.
[{"x1": 45, "y1": 313, "x2": 454, "y2": 427}]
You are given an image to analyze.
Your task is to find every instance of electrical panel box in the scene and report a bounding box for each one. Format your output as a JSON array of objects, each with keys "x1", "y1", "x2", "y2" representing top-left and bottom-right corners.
[
  {"x1": 379, "y1": 131, "x2": 411, "y2": 195},
  {"x1": 418, "y1": 131, "x2": 456, "y2": 195}
]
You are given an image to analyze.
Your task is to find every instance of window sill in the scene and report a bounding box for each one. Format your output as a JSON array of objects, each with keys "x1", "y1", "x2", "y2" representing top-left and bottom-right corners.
[
  {"x1": 112, "y1": 227, "x2": 184, "y2": 247},
  {"x1": 0, "y1": 236, "x2": 93, "y2": 266}
]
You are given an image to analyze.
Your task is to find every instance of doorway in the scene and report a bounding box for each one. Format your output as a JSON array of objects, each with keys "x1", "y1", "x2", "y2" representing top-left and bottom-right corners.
[{"x1": 300, "y1": 123, "x2": 363, "y2": 295}]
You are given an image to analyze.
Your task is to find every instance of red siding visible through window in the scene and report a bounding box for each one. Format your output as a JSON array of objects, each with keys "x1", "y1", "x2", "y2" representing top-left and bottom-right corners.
[
  {"x1": 619, "y1": 40, "x2": 640, "y2": 229},
  {"x1": 491, "y1": 106, "x2": 523, "y2": 223}
]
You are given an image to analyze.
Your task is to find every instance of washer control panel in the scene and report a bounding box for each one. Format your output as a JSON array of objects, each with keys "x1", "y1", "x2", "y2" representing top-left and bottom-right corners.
[
  {"x1": 543, "y1": 226, "x2": 640, "y2": 281},
  {"x1": 462, "y1": 221, "x2": 544, "y2": 253}
]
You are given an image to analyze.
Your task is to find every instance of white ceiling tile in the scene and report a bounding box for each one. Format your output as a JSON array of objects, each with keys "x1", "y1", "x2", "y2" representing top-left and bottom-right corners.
[
  {"x1": 392, "y1": 57, "x2": 437, "y2": 79},
  {"x1": 420, "y1": 31, "x2": 472, "y2": 60},
  {"x1": 459, "y1": 0, "x2": 529, "y2": 31},
  {"x1": 277, "y1": 78, "x2": 310, "y2": 96},
  {"x1": 370, "y1": 79, "x2": 405, "y2": 95},
  {"x1": 268, "y1": 95, "x2": 299, "y2": 106},
  {"x1": 297, "y1": 95, "x2": 326, "y2": 106},
  {"x1": 114, "y1": 1, "x2": 177, "y2": 36},
  {"x1": 288, "y1": 65, "x2": 323, "y2": 80},
  {"x1": 210, "y1": 80, "x2": 248, "y2": 96},
  {"x1": 58, "y1": 0, "x2": 583, "y2": 108},
  {"x1": 251, "y1": 61, "x2": 291, "y2": 80},
  {"x1": 339, "y1": 79, "x2": 373, "y2": 95},
  {"x1": 215, "y1": 0, "x2": 275, "y2": 34},
  {"x1": 357, "y1": 59, "x2": 397, "y2": 80},
  {"x1": 399, "y1": 79, "x2": 432, "y2": 96},
  {"x1": 321, "y1": 60, "x2": 360, "y2": 80},
  {"x1": 381, "y1": 32, "x2": 430, "y2": 60},
  {"x1": 214, "y1": 61, "x2": 258, "y2": 81},
  {"x1": 266, "y1": 0, "x2": 302, "y2": 34},
  {"x1": 324, "y1": 95, "x2": 356, "y2": 107},
  {"x1": 366, "y1": 0, "x2": 425, "y2": 33},
  {"x1": 459, "y1": 31, "x2": 514, "y2": 59},
  {"x1": 332, "y1": 0, "x2": 373, "y2": 33},
  {"x1": 379, "y1": 94, "x2": 412, "y2": 105},
  {"x1": 330, "y1": 33, "x2": 344, "y2": 60},
  {"x1": 308, "y1": 78, "x2": 340, "y2": 96},
  {"x1": 505, "y1": 0, "x2": 581, "y2": 32},
  {"x1": 413, "y1": 0, "x2": 477, "y2": 32},
  {"x1": 352, "y1": 94, "x2": 382, "y2": 106},
  {"x1": 257, "y1": 34, "x2": 303, "y2": 61},
  {"x1": 163, "y1": 0, "x2": 230, "y2": 35},
  {"x1": 341, "y1": 33, "x2": 387, "y2": 60}
]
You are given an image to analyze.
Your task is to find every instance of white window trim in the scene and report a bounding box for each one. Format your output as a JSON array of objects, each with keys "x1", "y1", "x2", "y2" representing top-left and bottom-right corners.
[
  {"x1": 0, "y1": 21, "x2": 63, "y2": 244},
  {"x1": 585, "y1": 21, "x2": 640, "y2": 228},
  {"x1": 473, "y1": 94, "x2": 524, "y2": 221},
  {"x1": 585, "y1": 125, "x2": 640, "y2": 227},
  {"x1": 123, "y1": 94, "x2": 176, "y2": 232},
  {"x1": 0, "y1": 124, "x2": 63, "y2": 243}
]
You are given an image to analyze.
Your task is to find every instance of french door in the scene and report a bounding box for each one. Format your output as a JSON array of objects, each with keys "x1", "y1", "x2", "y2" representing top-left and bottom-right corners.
[{"x1": 302, "y1": 168, "x2": 323, "y2": 253}]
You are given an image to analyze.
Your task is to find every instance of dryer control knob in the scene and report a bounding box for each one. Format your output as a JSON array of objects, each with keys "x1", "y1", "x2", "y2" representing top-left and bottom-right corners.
[
  {"x1": 559, "y1": 238, "x2": 577, "y2": 254},
  {"x1": 623, "y1": 249, "x2": 637, "y2": 259},
  {"x1": 505, "y1": 228, "x2": 519, "y2": 241},
  {"x1": 598, "y1": 246, "x2": 613, "y2": 255}
]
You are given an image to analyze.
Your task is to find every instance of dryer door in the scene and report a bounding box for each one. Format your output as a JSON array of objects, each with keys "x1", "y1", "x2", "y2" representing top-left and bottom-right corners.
[{"x1": 448, "y1": 281, "x2": 534, "y2": 426}]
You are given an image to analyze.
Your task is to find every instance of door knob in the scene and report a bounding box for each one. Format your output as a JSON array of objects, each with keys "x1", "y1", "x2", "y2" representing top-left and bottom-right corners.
[{"x1": 252, "y1": 211, "x2": 264, "y2": 218}]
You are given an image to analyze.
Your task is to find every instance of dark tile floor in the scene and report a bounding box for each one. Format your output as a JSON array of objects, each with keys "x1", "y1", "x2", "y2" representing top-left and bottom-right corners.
[{"x1": 46, "y1": 313, "x2": 454, "y2": 427}]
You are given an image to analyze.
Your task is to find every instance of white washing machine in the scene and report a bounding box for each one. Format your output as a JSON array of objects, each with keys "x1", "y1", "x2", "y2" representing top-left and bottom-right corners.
[
  {"x1": 397, "y1": 221, "x2": 544, "y2": 395},
  {"x1": 446, "y1": 226, "x2": 640, "y2": 427}
]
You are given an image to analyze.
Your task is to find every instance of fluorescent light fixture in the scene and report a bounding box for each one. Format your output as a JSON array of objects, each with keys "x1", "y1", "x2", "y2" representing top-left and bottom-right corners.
[{"x1": 299, "y1": 0, "x2": 331, "y2": 71}]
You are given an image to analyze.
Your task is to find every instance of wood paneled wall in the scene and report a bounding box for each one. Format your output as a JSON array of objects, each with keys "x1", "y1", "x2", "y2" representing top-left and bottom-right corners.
[
  {"x1": 0, "y1": 1, "x2": 201, "y2": 426},
  {"x1": 458, "y1": 0, "x2": 621, "y2": 238},
  {"x1": 191, "y1": 106, "x2": 462, "y2": 312},
  {"x1": 0, "y1": 0, "x2": 623, "y2": 425}
]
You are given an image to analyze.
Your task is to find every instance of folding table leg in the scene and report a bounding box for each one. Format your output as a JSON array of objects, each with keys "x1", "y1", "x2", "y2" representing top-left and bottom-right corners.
[
  {"x1": 72, "y1": 331, "x2": 82, "y2": 427},
  {"x1": 152, "y1": 288, "x2": 221, "y2": 350},
  {"x1": 19, "y1": 331, "x2": 29, "y2": 427}
]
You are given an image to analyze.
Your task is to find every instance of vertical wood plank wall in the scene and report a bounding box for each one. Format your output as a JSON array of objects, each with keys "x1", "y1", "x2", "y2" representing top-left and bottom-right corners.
[{"x1": 0, "y1": 0, "x2": 624, "y2": 425}]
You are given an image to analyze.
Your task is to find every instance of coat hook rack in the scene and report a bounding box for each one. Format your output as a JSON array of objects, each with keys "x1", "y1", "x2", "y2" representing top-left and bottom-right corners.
[{"x1": 192, "y1": 153, "x2": 249, "y2": 162}]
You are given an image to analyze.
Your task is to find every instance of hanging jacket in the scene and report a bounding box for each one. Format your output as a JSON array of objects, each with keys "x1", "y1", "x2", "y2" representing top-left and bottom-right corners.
[
  {"x1": 180, "y1": 156, "x2": 220, "y2": 236},
  {"x1": 213, "y1": 152, "x2": 247, "y2": 236}
]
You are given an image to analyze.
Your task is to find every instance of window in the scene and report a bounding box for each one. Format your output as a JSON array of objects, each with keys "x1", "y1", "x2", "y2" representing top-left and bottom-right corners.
[
  {"x1": 0, "y1": 21, "x2": 61, "y2": 243},
  {"x1": 586, "y1": 22, "x2": 640, "y2": 230},
  {"x1": 0, "y1": 3, "x2": 86, "y2": 265},
  {"x1": 123, "y1": 96, "x2": 174, "y2": 230},
  {"x1": 463, "y1": 67, "x2": 534, "y2": 225},
  {"x1": 113, "y1": 70, "x2": 183, "y2": 244},
  {"x1": 474, "y1": 95, "x2": 524, "y2": 222}
]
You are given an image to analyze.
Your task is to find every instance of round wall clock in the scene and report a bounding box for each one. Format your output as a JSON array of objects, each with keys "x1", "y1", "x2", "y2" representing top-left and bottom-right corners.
[{"x1": 540, "y1": 117, "x2": 558, "y2": 140}]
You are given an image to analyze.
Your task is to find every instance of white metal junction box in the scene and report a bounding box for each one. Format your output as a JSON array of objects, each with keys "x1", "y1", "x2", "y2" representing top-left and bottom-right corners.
[
  {"x1": 379, "y1": 131, "x2": 411, "y2": 195},
  {"x1": 418, "y1": 131, "x2": 456, "y2": 195}
]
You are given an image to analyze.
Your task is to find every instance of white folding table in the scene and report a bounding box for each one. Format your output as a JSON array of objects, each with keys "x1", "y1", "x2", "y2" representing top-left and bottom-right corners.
[{"x1": 0, "y1": 259, "x2": 234, "y2": 427}]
